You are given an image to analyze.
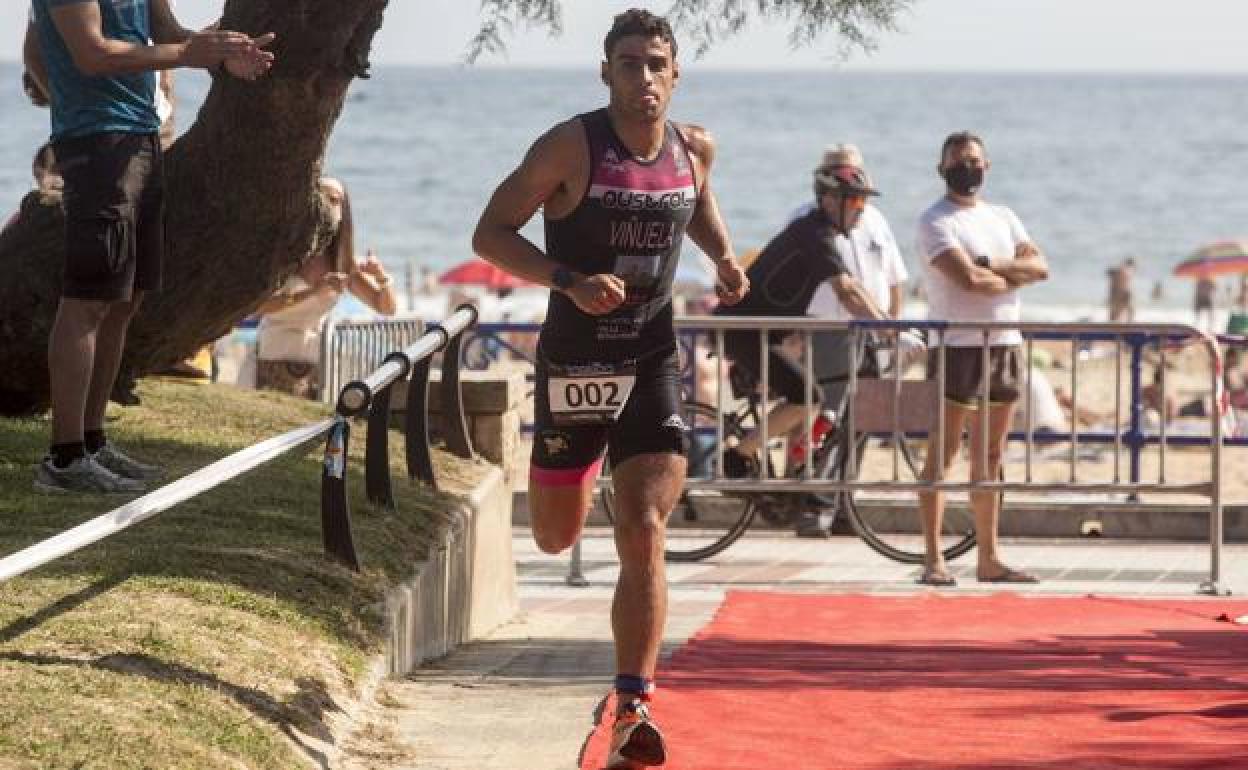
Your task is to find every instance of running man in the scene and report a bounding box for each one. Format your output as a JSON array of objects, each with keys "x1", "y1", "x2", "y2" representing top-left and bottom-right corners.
[{"x1": 472, "y1": 9, "x2": 748, "y2": 768}]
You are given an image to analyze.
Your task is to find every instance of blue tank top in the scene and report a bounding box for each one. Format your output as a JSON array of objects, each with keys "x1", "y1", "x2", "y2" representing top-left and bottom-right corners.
[
  {"x1": 540, "y1": 108, "x2": 698, "y2": 361},
  {"x1": 32, "y1": 0, "x2": 160, "y2": 140}
]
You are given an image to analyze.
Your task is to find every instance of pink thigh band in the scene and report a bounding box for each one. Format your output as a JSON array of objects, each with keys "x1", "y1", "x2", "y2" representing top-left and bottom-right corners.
[{"x1": 529, "y1": 456, "x2": 604, "y2": 488}]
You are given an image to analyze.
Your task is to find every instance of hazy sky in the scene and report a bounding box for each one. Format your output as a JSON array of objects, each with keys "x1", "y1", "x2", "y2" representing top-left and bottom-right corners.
[{"x1": 4, "y1": 0, "x2": 1247, "y2": 72}]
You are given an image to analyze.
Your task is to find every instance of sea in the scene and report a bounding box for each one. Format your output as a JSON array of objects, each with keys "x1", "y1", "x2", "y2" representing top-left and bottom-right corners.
[{"x1": 3, "y1": 64, "x2": 1247, "y2": 324}]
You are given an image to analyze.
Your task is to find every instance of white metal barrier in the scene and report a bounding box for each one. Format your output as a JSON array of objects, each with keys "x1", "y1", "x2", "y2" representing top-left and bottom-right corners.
[
  {"x1": 576, "y1": 317, "x2": 1228, "y2": 594},
  {"x1": 319, "y1": 315, "x2": 426, "y2": 405}
]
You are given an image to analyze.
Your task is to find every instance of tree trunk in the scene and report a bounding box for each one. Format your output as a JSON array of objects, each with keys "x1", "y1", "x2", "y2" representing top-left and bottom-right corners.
[{"x1": 0, "y1": 0, "x2": 389, "y2": 415}]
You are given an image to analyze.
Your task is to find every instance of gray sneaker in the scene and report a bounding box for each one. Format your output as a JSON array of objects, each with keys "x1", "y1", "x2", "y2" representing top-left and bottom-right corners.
[
  {"x1": 93, "y1": 442, "x2": 164, "y2": 481},
  {"x1": 34, "y1": 455, "x2": 146, "y2": 494}
]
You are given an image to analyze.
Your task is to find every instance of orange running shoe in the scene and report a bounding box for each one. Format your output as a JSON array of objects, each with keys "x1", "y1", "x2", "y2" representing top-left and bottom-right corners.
[{"x1": 606, "y1": 698, "x2": 666, "y2": 769}]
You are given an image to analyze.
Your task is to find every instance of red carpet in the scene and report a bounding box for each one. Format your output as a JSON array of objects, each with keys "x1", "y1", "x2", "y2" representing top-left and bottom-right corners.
[{"x1": 580, "y1": 593, "x2": 1248, "y2": 770}]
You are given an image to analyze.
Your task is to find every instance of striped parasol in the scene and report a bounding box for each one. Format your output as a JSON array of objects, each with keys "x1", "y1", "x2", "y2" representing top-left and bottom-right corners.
[{"x1": 1173, "y1": 239, "x2": 1248, "y2": 278}]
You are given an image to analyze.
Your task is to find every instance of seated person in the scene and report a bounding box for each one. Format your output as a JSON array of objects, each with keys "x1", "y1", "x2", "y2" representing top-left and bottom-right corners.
[
  {"x1": 254, "y1": 178, "x2": 397, "y2": 399},
  {"x1": 713, "y1": 159, "x2": 889, "y2": 479}
]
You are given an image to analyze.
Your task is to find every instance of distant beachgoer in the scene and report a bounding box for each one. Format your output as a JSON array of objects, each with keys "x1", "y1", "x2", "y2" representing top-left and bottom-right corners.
[
  {"x1": 419, "y1": 265, "x2": 440, "y2": 294},
  {"x1": 1194, "y1": 277, "x2": 1216, "y2": 330},
  {"x1": 1107, "y1": 257, "x2": 1135, "y2": 322},
  {"x1": 916, "y1": 130, "x2": 1049, "y2": 586},
  {"x1": 1237, "y1": 275, "x2": 1248, "y2": 313},
  {"x1": 1151, "y1": 280, "x2": 1164, "y2": 302},
  {"x1": 255, "y1": 178, "x2": 396, "y2": 400},
  {"x1": 1140, "y1": 366, "x2": 1178, "y2": 424}
]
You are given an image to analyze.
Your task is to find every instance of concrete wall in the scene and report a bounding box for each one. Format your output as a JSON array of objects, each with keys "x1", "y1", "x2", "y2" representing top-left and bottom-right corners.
[{"x1": 382, "y1": 435, "x2": 518, "y2": 675}]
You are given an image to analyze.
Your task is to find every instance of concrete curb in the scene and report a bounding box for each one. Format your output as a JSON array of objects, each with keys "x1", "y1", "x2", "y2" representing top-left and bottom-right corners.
[
  {"x1": 322, "y1": 465, "x2": 517, "y2": 768},
  {"x1": 386, "y1": 464, "x2": 517, "y2": 674}
]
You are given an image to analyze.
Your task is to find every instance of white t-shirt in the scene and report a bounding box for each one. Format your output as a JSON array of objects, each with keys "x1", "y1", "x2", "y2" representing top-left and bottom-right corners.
[
  {"x1": 786, "y1": 203, "x2": 908, "y2": 320},
  {"x1": 917, "y1": 197, "x2": 1029, "y2": 347},
  {"x1": 257, "y1": 276, "x2": 340, "y2": 363}
]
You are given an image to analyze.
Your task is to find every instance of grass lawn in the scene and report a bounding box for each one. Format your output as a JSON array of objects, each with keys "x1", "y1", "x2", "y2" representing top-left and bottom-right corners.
[{"x1": 0, "y1": 378, "x2": 487, "y2": 769}]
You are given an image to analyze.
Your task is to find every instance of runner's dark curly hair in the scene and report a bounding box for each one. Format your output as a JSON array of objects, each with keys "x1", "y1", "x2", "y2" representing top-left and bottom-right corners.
[{"x1": 604, "y1": 8, "x2": 677, "y2": 59}]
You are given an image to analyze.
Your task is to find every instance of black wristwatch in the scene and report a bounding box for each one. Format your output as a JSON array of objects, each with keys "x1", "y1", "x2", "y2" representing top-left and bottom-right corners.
[
  {"x1": 974, "y1": 255, "x2": 992, "y2": 269},
  {"x1": 551, "y1": 266, "x2": 576, "y2": 292}
]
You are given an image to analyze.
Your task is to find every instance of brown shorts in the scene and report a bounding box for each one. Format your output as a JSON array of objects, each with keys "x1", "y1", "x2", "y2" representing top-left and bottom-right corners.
[
  {"x1": 54, "y1": 131, "x2": 164, "y2": 302},
  {"x1": 927, "y1": 345, "x2": 1022, "y2": 407}
]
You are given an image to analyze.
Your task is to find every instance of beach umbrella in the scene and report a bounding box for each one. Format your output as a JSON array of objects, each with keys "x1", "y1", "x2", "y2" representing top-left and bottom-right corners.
[
  {"x1": 438, "y1": 258, "x2": 535, "y2": 290},
  {"x1": 1173, "y1": 239, "x2": 1248, "y2": 278}
]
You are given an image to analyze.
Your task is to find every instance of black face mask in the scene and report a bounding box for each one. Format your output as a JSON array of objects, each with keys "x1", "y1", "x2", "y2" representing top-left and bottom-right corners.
[{"x1": 942, "y1": 163, "x2": 984, "y2": 196}]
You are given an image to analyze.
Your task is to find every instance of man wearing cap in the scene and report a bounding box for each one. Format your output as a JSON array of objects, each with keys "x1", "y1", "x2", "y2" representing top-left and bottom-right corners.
[
  {"x1": 781, "y1": 144, "x2": 916, "y2": 536},
  {"x1": 715, "y1": 149, "x2": 890, "y2": 481}
]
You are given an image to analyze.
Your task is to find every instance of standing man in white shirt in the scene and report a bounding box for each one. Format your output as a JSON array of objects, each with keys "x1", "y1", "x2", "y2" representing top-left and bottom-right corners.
[{"x1": 915, "y1": 131, "x2": 1049, "y2": 586}]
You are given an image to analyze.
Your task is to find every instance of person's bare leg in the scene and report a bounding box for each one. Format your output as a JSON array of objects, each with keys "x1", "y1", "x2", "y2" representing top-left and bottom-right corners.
[
  {"x1": 967, "y1": 401, "x2": 1018, "y2": 578},
  {"x1": 528, "y1": 470, "x2": 597, "y2": 555},
  {"x1": 608, "y1": 452, "x2": 684, "y2": 680},
  {"x1": 48, "y1": 297, "x2": 111, "y2": 445},
  {"x1": 918, "y1": 401, "x2": 968, "y2": 576},
  {"x1": 84, "y1": 293, "x2": 142, "y2": 432},
  {"x1": 735, "y1": 402, "x2": 810, "y2": 457}
]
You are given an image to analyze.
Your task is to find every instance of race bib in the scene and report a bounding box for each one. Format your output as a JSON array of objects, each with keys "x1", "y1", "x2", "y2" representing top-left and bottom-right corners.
[{"x1": 547, "y1": 361, "x2": 637, "y2": 425}]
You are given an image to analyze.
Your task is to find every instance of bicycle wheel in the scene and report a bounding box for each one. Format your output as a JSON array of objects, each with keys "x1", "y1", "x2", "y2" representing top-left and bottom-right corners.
[
  {"x1": 601, "y1": 401, "x2": 757, "y2": 562},
  {"x1": 831, "y1": 431, "x2": 977, "y2": 564}
]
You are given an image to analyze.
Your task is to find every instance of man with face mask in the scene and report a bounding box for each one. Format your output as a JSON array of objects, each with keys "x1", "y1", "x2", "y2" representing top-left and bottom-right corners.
[
  {"x1": 715, "y1": 152, "x2": 890, "y2": 485},
  {"x1": 915, "y1": 131, "x2": 1050, "y2": 586}
]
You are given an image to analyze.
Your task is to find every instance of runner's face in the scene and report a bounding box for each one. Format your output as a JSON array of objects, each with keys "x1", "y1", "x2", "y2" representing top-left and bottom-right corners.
[{"x1": 602, "y1": 35, "x2": 678, "y2": 120}]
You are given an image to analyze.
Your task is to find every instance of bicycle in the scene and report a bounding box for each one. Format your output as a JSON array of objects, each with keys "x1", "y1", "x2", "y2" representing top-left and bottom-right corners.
[{"x1": 601, "y1": 339, "x2": 978, "y2": 564}]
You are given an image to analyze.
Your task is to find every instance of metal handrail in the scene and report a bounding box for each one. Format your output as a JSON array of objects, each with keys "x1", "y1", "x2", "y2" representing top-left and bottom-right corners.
[
  {"x1": 319, "y1": 304, "x2": 480, "y2": 570},
  {"x1": 0, "y1": 307, "x2": 482, "y2": 584}
]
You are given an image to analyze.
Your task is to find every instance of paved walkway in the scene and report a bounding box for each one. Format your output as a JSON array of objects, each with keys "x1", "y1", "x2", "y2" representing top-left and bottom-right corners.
[{"x1": 343, "y1": 529, "x2": 1247, "y2": 769}]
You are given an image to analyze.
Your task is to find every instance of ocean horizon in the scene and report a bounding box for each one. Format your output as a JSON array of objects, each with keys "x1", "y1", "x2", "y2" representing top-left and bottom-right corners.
[{"x1": 4, "y1": 64, "x2": 1246, "y2": 320}]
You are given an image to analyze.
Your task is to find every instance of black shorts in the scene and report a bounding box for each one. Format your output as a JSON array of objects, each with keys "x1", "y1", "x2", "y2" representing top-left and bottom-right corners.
[
  {"x1": 927, "y1": 345, "x2": 1022, "y2": 406},
  {"x1": 531, "y1": 343, "x2": 686, "y2": 482},
  {"x1": 723, "y1": 329, "x2": 819, "y2": 406},
  {"x1": 54, "y1": 131, "x2": 163, "y2": 301}
]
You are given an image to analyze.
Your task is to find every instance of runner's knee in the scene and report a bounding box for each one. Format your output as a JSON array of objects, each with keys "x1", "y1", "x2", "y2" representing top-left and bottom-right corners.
[{"x1": 613, "y1": 505, "x2": 665, "y2": 549}]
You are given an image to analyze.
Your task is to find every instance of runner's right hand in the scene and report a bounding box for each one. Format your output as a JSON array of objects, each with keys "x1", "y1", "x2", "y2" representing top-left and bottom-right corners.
[{"x1": 566, "y1": 273, "x2": 626, "y2": 316}]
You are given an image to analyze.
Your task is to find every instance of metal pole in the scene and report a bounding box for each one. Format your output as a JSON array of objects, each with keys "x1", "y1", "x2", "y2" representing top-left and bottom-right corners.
[
  {"x1": 759, "y1": 327, "x2": 770, "y2": 480},
  {"x1": 1158, "y1": 341, "x2": 1168, "y2": 484},
  {"x1": 847, "y1": 325, "x2": 859, "y2": 480},
  {"x1": 1204, "y1": 334, "x2": 1225, "y2": 595},
  {"x1": 1070, "y1": 337, "x2": 1079, "y2": 483},
  {"x1": 892, "y1": 329, "x2": 902, "y2": 481},
  {"x1": 980, "y1": 329, "x2": 990, "y2": 481},
  {"x1": 320, "y1": 416, "x2": 361, "y2": 570},
  {"x1": 716, "y1": 330, "x2": 725, "y2": 479},
  {"x1": 936, "y1": 331, "x2": 947, "y2": 482},
  {"x1": 803, "y1": 329, "x2": 814, "y2": 481},
  {"x1": 1025, "y1": 335, "x2": 1034, "y2": 483},
  {"x1": 1128, "y1": 337, "x2": 1145, "y2": 487},
  {"x1": 1114, "y1": 335, "x2": 1123, "y2": 484},
  {"x1": 566, "y1": 538, "x2": 588, "y2": 587}
]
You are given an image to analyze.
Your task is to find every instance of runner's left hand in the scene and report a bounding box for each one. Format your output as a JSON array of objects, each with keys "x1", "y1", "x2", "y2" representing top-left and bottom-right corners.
[{"x1": 715, "y1": 259, "x2": 749, "y2": 306}]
